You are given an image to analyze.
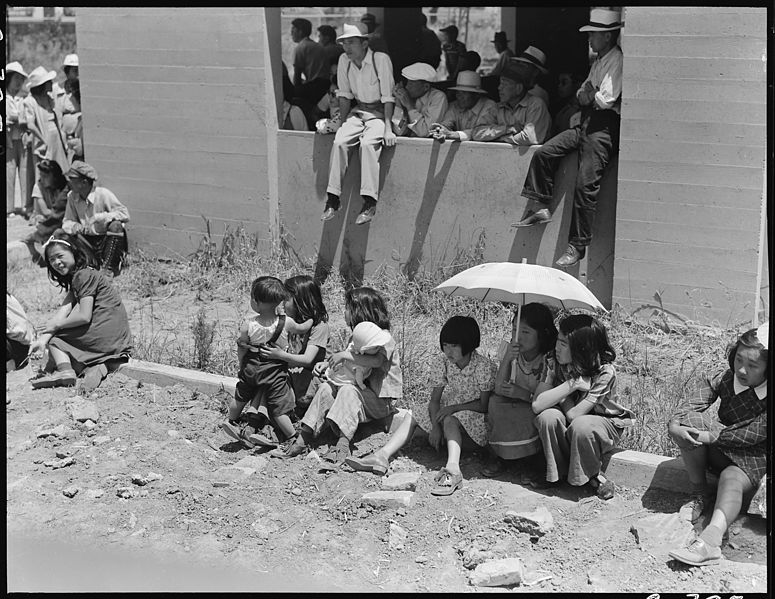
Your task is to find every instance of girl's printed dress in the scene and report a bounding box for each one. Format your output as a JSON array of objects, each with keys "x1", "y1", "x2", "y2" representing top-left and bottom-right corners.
[
  {"x1": 673, "y1": 369, "x2": 767, "y2": 487},
  {"x1": 414, "y1": 349, "x2": 496, "y2": 447},
  {"x1": 49, "y1": 268, "x2": 132, "y2": 368},
  {"x1": 488, "y1": 340, "x2": 554, "y2": 459}
]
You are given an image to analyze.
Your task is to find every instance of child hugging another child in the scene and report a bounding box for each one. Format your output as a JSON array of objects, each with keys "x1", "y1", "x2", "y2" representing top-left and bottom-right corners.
[
  {"x1": 28, "y1": 231, "x2": 132, "y2": 391},
  {"x1": 667, "y1": 323, "x2": 768, "y2": 567},
  {"x1": 414, "y1": 316, "x2": 496, "y2": 496},
  {"x1": 271, "y1": 287, "x2": 403, "y2": 470},
  {"x1": 221, "y1": 276, "x2": 312, "y2": 449},
  {"x1": 531, "y1": 314, "x2": 634, "y2": 499},
  {"x1": 484, "y1": 303, "x2": 557, "y2": 478}
]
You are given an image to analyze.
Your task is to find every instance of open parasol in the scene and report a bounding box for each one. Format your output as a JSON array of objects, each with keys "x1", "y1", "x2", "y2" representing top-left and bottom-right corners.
[{"x1": 434, "y1": 259, "x2": 606, "y2": 382}]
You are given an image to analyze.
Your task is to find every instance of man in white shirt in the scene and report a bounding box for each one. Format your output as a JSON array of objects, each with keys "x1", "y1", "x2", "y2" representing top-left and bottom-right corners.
[
  {"x1": 392, "y1": 62, "x2": 448, "y2": 138},
  {"x1": 319, "y1": 23, "x2": 396, "y2": 226},
  {"x1": 514, "y1": 9, "x2": 624, "y2": 268},
  {"x1": 5, "y1": 62, "x2": 28, "y2": 216}
]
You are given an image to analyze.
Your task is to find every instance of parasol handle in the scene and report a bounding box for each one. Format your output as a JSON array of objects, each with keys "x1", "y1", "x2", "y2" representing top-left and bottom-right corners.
[{"x1": 509, "y1": 302, "x2": 522, "y2": 384}]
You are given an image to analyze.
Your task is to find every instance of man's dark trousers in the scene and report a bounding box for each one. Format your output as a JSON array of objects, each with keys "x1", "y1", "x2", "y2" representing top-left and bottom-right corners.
[{"x1": 520, "y1": 108, "x2": 620, "y2": 251}]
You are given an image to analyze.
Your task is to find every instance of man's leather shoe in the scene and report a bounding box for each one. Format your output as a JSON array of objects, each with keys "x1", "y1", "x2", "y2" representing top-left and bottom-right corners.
[
  {"x1": 355, "y1": 205, "x2": 376, "y2": 225},
  {"x1": 555, "y1": 244, "x2": 585, "y2": 267},
  {"x1": 512, "y1": 208, "x2": 552, "y2": 228},
  {"x1": 321, "y1": 204, "x2": 339, "y2": 221},
  {"x1": 344, "y1": 451, "x2": 389, "y2": 475}
]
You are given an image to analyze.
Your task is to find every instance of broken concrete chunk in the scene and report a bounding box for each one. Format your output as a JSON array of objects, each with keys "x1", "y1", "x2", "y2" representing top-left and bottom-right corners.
[
  {"x1": 45, "y1": 456, "x2": 76, "y2": 469},
  {"x1": 92, "y1": 435, "x2": 112, "y2": 446},
  {"x1": 360, "y1": 491, "x2": 414, "y2": 509},
  {"x1": 210, "y1": 465, "x2": 256, "y2": 487},
  {"x1": 116, "y1": 487, "x2": 137, "y2": 499},
  {"x1": 37, "y1": 424, "x2": 68, "y2": 438},
  {"x1": 470, "y1": 558, "x2": 523, "y2": 587},
  {"x1": 504, "y1": 506, "x2": 554, "y2": 536},
  {"x1": 86, "y1": 489, "x2": 105, "y2": 499},
  {"x1": 381, "y1": 471, "x2": 420, "y2": 492},
  {"x1": 630, "y1": 513, "x2": 694, "y2": 558},
  {"x1": 62, "y1": 485, "x2": 79, "y2": 498},
  {"x1": 70, "y1": 400, "x2": 100, "y2": 423},
  {"x1": 388, "y1": 522, "x2": 408, "y2": 551}
]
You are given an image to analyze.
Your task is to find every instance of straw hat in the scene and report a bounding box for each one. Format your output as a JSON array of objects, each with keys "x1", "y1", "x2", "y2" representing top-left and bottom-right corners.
[
  {"x1": 401, "y1": 62, "x2": 437, "y2": 82},
  {"x1": 6, "y1": 61, "x2": 28, "y2": 78},
  {"x1": 337, "y1": 22, "x2": 369, "y2": 42},
  {"x1": 63, "y1": 54, "x2": 79, "y2": 67},
  {"x1": 512, "y1": 46, "x2": 548, "y2": 75},
  {"x1": 449, "y1": 70, "x2": 487, "y2": 94},
  {"x1": 500, "y1": 62, "x2": 529, "y2": 85},
  {"x1": 579, "y1": 9, "x2": 623, "y2": 32},
  {"x1": 25, "y1": 66, "x2": 57, "y2": 90}
]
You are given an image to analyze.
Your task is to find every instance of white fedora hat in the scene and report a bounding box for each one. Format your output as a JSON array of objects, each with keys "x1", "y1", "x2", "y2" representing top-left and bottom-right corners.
[
  {"x1": 63, "y1": 53, "x2": 79, "y2": 67},
  {"x1": 512, "y1": 46, "x2": 548, "y2": 75},
  {"x1": 449, "y1": 70, "x2": 487, "y2": 94},
  {"x1": 25, "y1": 66, "x2": 57, "y2": 90},
  {"x1": 401, "y1": 62, "x2": 437, "y2": 82},
  {"x1": 579, "y1": 9, "x2": 623, "y2": 32},
  {"x1": 6, "y1": 61, "x2": 28, "y2": 78},
  {"x1": 336, "y1": 22, "x2": 369, "y2": 42}
]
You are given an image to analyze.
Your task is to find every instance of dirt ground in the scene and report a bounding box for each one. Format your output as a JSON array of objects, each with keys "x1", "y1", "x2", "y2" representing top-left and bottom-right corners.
[
  {"x1": 5, "y1": 216, "x2": 768, "y2": 593},
  {"x1": 5, "y1": 366, "x2": 768, "y2": 593}
]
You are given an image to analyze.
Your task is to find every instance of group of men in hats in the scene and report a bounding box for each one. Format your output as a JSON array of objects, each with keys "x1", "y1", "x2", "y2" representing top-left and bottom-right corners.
[
  {"x1": 314, "y1": 8, "x2": 624, "y2": 267},
  {"x1": 6, "y1": 54, "x2": 84, "y2": 220}
]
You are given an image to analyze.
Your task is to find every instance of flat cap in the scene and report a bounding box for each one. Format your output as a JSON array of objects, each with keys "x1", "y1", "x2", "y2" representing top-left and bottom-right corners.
[
  {"x1": 65, "y1": 160, "x2": 98, "y2": 180},
  {"x1": 401, "y1": 62, "x2": 437, "y2": 82}
]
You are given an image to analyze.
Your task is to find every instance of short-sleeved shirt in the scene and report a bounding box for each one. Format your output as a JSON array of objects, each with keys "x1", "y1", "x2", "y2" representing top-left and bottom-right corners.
[
  {"x1": 287, "y1": 320, "x2": 330, "y2": 398},
  {"x1": 54, "y1": 268, "x2": 132, "y2": 361},
  {"x1": 246, "y1": 316, "x2": 289, "y2": 349},
  {"x1": 414, "y1": 349, "x2": 496, "y2": 446},
  {"x1": 555, "y1": 362, "x2": 634, "y2": 425},
  {"x1": 293, "y1": 38, "x2": 329, "y2": 82}
]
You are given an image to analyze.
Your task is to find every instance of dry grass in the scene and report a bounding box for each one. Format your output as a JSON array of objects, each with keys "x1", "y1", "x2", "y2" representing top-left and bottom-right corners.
[{"x1": 8, "y1": 226, "x2": 737, "y2": 457}]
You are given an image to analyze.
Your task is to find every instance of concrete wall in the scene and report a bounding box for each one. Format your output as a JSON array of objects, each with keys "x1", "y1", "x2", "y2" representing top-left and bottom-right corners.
[
  {"x1": 75, "y1": 7, "x2": 275, "y2": 257},
  {"x1": 276, "y1": 132, "x2": 619, "y2": 306},
  {"x1": 614, "y1": 7, "x2": 768, "y2": 327}
]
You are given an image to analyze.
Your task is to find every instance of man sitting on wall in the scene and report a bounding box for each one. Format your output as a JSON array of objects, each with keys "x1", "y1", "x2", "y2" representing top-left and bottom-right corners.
[
  {"x1": 62, "y1": 161, "x2": 131, "y2": 276},
  {"x1": 319, "y1": 23, "x2": 396, "y2": 226},
  {"x1": 514, "y1": 9, "x2": 624, "y2": 268},
  {"x1": 471, "y1": 62, "x2": 551, "y2": 145},
  {"x1": 290, "y1": 18, "x2": 330, "y2": 128},
  {"x1": 428, "y1": 71, "x2": 498, "y2": 142},
  {"x1": 392, "y1": 62, "x2": 448, "y2": 138}
]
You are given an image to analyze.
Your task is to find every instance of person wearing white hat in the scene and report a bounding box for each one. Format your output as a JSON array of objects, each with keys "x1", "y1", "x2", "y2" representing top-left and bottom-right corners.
[
  {"x1": 391, "y1": 62, "x2": 448, "y2": 138},
  {"x1": 5, "y1": 62, "x2": 29, "y2": 216},
  {"x1": 320, "y1": 22, "x2": 396, "y2": 226},
  {"x1": 471, "y1": 61, "x2": 551, "y2": 146},
  {"x1": 22, "y1": 66, "x2": 70, "y2": 219},
  {"x1": 510, "y1": 46, "x2": 551, "y2": 106},
  {"x1": 429, "y1": 71, "x2": 497, "y2": 142},
  {"x1": 515, "y1": 8, "x2": 623, "y2": 268}
]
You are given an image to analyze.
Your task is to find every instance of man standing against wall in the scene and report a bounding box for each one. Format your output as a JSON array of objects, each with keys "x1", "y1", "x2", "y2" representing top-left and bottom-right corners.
[
  {"x1": 361, "y1": 13, "x2": 390, "y2": 55},
  {"x1": 320, "y1": 23, "x2": 396, "y2": 226},
  {"x1": 291, "y1": 18, "x2": 330, "y2": 127},
  {"x1": 5, "y1": 62, "x2": 28, "y2": 216},
  {"x1": 514, "y1": 9, "x2": 623, "y2": 268}
]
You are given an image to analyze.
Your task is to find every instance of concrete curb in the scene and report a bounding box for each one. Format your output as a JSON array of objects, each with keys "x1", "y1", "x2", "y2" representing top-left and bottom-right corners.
[
  {"x1": 116, "y1": 359, "x2": 708, "y2": 495},
  {"x1": 118, "y1": 359, "x2": 237, "y2": 396}
]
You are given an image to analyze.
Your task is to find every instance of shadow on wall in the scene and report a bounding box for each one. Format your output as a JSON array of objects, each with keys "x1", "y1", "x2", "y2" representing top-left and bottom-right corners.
[{"x1": 289, "y1": 133, "x2": 617, "y2": 303}]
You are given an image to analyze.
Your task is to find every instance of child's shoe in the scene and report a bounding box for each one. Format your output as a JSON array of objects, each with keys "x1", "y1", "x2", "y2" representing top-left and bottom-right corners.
[
  {"x1": 248, "y1": 429, "x2": 278, "y2": 448},
  {"x1": 345, "y1": 451, "x2": 389, "y2": 475},
  {"x1": 31, "y1": 369, "x2": 77, "y2": 389},
  {"x1": 221, "y1": 420, "x2": 256, "y2": 449},
  {"x1": 668, "y1": 537, "x2": 722, "y2": 566}
]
